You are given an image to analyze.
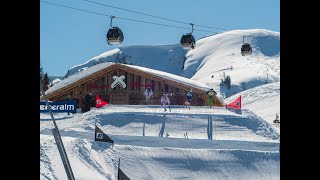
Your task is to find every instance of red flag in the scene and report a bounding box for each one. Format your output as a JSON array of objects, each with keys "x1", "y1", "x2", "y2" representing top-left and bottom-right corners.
[
  {"x1": 96, "y1": 95, "x2": 109, "y2": 108},
  {"x1": 227, "y1": 96, "x2": 242, "y2": 109}
]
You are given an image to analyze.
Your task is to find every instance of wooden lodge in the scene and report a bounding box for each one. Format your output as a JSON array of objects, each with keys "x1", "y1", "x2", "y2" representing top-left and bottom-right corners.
[{"x1": 43, "y1": 62, "x2": 224, "y2": 111}]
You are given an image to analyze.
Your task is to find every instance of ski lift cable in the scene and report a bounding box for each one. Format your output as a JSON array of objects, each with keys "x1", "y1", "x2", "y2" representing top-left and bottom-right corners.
[
  {"x1": 82, "y1": 0, "x2": 229, "y2": 31},
  {"x1": 41, "y1": 1, "x2": 277, "y2": 39},
  {"x1": 82, "y1": 0, "x2": 188, "y2": 25},
  {"x1": 41, "y1": 1, "x2": 110, "y2": 17},
  {"x1": 40, "y1": 1, "x2": 214, "y2": 33},
  {"x1": 117, "y1": 17, "x2": 213, "y2": 33}
]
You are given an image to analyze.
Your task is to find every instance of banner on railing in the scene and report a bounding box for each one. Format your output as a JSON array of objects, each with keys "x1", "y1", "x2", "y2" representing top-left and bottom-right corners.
[{"x1": 40, "y1": 100, "x2": 76, "y2": 113}]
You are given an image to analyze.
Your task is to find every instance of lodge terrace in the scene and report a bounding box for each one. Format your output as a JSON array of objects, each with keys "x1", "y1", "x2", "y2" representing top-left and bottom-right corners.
[{"x1": 43, "y1": 62, "x2": 224, "y2": 111}]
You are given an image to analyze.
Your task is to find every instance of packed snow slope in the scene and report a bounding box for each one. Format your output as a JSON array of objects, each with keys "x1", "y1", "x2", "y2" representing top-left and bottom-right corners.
[
  {"x1": 63, "y1": 29, "x2": 279, "y2": 98},
  {"x1": 184, "y1": 29, "x2": 280, "y2": 97},
  {"x1": 64, "y1": 45, "x2": 186, "y2": 78},
  {"x1": 225, "y1": 82, "x2": 280, "y2": 134},
  {"x1": 41, "y1": 105, "x2": 280, "y2": 180}
]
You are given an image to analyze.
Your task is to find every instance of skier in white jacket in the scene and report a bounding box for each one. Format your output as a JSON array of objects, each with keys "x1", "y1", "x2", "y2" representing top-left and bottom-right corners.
[
  {"x1": 160, "y1": 94, "x2": 170, "y2": 112},
  {"x1": 144, "y1": 87, "x2": 153, "y2": 103}
]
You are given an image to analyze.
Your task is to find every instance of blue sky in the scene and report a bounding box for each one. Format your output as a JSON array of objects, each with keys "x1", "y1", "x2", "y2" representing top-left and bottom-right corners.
[{"x1": 40, "y1": 0, "x2": 279, "y2": 76}]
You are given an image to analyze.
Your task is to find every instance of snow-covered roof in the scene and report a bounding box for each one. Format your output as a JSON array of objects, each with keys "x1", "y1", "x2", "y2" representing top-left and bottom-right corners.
[
  {"x1": 45, "y1": 62, "x2": 212, "y2": 96},
  {"x1": 49, "y1": 78, "x2": 61, "y2": 86},
  {"x1": 121, "y1": 64, "x2": 211, "y2": 91},
  {"x1": 45, "y1": 62, "x2": 114, "y2": 95}
]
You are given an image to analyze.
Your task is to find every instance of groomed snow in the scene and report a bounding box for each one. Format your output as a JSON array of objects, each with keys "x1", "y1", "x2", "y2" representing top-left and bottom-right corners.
[{"x1": 41, "y1": 105, "x2": 279, "y2": 179}]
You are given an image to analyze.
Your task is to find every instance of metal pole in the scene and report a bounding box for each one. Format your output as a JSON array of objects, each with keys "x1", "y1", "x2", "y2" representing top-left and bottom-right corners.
[
  {"x1": 118, "y1": 158, "x2": 121, "y2": 180},
  {"x1": 40, "y1": 80, "x2": 75, "y2": 180},
  {"x1": 210, "y1": 116, "x2": 213, "y2": 140},
  {"x1": 143, "y1": 123, "x2": 145, "y2": 136}
]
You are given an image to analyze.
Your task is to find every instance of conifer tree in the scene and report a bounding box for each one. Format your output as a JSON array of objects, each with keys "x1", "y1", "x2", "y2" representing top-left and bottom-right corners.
[
  {"x1": 42, "y1": 73, "x2": 50, "y2": 91},
  {"x1": 40, "y1": 64, "x2": 44, "y2": 81}
]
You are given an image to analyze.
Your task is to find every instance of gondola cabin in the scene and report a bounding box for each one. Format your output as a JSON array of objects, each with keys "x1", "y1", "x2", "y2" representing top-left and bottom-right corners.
[
  {"x1": 107, "y1": 27, "x2": 124, "y2": 45},
  {"x1": 180, "y1": 33, "x2": 196, "y2": 50},
  {"x1": 241, "y1": 43, "x2": 252, "y2": 56}
]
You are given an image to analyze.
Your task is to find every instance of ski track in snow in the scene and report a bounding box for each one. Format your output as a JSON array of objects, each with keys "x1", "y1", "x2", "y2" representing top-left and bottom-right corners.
[
  {"x1": 73, "y1": 139, "x2": 113, "y2": 179},
  {"x1": 40, "y1": 135, "x2": 59, "y2": 180}
]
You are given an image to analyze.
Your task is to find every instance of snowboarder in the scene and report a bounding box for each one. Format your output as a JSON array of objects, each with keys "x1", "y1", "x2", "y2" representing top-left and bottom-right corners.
[
  {"x1": 143, "y1": 87, "x2": 153, "y2": 103},
  {"x1": 161, "y1": 94, "x2": 171, "y2": 112},
  {"x1": 207, "y1": 89, "x2": 217, "y2": 108},
  {"x1": 185, "y1": 89, "x2": 193, "y2": 109}
]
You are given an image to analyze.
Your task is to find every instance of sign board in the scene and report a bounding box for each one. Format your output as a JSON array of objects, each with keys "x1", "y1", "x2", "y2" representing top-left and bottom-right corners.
[{"x1": 40, "y1": 100, "x2": 76, "y2": 113}]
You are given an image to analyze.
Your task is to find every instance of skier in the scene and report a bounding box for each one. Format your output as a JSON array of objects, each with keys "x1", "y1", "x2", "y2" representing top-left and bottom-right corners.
[
  {"x1": 161, "y1": 94, "x2": 171, "y2": 112},
  {"x1": 143, "y1": 87, "x2": 153, "y2": 103},
  {"x1": 185, "y1": 89, "x2": 193, "y2": 109},
  {"x1": 207, "y1": 89, "x2": 217, "y2": 108}
]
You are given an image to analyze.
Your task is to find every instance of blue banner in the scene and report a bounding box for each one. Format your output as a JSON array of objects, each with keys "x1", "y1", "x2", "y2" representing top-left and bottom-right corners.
[{"x1": 40, "y1": 100, "x2": 77, "y2": 113}]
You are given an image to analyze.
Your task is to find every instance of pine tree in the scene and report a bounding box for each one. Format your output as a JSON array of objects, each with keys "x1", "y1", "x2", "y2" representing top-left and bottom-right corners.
[
  {"x1": 40, "y1": 64, "x2": 44, "y2": 81},
  {"x1": 42, "y1": 72, "x2": 50, "y2": 91},
  {"x1": 40, "y1": 64, "x2": 45, "y2": 95}
]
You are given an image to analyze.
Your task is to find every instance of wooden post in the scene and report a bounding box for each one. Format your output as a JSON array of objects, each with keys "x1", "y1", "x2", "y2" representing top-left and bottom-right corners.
[{"x1": 141, "y1": 76, "x2": 146, "y2": 92}]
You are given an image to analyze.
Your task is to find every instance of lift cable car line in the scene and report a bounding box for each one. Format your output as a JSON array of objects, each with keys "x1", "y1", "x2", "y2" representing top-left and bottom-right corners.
[
  {"x1": 82, "y1": 0, "x2": 229, "y2": 31},
  {"x1": 40, "y1": 1, "x2": 215, "y2": 33},
  {"x1": 41, "y1": 0, "x2": 277, "y2": 51}
]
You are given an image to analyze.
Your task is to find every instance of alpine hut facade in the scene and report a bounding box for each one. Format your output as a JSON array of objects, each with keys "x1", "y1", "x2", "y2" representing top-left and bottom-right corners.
[{"x1": 43, "y1": 62, "x2": 224, "y2": 111}]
